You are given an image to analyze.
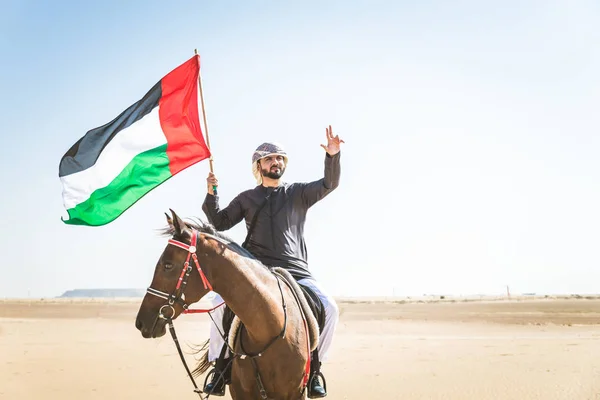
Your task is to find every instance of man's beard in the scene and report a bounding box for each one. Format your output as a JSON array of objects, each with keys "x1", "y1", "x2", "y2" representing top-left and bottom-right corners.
[{"x1": 261, "y1": 165, "x2": 285, "y2": 180}]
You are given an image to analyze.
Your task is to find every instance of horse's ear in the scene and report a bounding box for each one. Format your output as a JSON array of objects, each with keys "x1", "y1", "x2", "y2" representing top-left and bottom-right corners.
[
  {"x1": 169, "y1": 209, "x2": 188, "y2": 237},
  {"x1": 165, "y1": 212, "x2": 173, "y2": 228}
]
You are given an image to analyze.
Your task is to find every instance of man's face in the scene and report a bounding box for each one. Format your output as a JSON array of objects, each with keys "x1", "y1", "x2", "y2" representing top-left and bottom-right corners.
[{"x1": 259, "y1": 155, "x2": 286, "y2": 180}]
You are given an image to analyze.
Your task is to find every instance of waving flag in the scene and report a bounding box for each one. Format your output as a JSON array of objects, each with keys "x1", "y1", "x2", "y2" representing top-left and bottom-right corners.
[{"x1": 59, "y1": 55, "x2": 210, "y2": 226}]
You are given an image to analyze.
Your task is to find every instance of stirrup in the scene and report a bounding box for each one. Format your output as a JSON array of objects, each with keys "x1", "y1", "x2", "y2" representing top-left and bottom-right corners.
[
  {"x1": 203, "y1": 368, "x2": 226, "y2": 397},
  {"x1": 307, "y1": 371, "x2": 327, "y2": 398}
]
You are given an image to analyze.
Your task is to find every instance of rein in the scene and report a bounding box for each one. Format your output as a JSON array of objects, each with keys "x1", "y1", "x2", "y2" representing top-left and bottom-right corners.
[{"x1": 145, "y1": 228, "x2": 290, "y2": 399}]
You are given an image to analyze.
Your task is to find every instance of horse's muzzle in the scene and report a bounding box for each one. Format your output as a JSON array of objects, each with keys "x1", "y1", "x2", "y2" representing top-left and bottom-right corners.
[{"x1": 135, "y1": 314, "x2": 167, "y2": 338}]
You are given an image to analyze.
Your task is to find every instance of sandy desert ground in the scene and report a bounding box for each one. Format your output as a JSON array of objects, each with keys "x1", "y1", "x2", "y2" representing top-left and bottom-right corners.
[{"x1": 1, "y1": 296, "x2": 599, "y2": 400}]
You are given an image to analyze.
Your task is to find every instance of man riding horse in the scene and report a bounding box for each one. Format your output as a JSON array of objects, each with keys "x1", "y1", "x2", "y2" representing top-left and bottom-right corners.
[{"x1": 201, "y1": 125, "x2": 343, "y2": 398}]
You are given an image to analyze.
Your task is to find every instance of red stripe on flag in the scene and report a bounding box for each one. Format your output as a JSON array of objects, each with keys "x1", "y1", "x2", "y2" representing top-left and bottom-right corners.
[{"x1": 159, "y1": 55, "x2": 211, "y2": 175}]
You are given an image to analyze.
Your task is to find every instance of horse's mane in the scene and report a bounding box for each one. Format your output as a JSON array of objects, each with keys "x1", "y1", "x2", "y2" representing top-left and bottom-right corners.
[{"x1": 159, "y1": 216, "x2": 256, "y2": 260}]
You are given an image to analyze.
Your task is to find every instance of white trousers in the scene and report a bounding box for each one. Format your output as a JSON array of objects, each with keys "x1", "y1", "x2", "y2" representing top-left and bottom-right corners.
[{"x1": 207, "y1": 278, "x2": 339, "y2": 363}]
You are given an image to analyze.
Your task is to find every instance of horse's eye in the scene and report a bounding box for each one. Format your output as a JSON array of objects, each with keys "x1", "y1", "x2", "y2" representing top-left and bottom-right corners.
[{"x1": 164, "y1": 263, "x2": 173, "y2": 270}]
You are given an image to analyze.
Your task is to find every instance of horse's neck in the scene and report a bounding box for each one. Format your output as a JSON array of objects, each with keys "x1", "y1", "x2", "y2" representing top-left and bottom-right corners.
[{"x1": 203, "y1": 235, "x2": 284, "y2": 343}]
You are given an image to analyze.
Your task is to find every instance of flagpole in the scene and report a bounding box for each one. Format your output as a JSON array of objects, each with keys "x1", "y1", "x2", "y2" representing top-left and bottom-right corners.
[{"x1": 195, "y1": 49, "x2": 217, "y2": 196}]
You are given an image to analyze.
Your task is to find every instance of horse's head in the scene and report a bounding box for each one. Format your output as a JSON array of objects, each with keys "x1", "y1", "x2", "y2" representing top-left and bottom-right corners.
[{"x1": 135, "y1": 209, "x2": 212, "y2": 338}]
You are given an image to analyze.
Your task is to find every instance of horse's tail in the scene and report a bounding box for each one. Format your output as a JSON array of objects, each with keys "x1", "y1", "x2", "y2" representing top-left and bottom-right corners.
[{"x1": 191, "y1": 338, "x2": 212, "y2": 378}]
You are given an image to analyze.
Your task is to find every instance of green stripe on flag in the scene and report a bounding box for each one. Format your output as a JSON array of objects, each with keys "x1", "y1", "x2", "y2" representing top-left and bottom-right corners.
[{"x1": 62, "y1": 144, "x2": 171, "y2": 226}]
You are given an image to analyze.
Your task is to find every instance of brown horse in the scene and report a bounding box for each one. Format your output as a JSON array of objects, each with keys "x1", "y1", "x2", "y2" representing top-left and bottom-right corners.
[{"x1": 135, "y1": 210, "x2": 320, "y2": 399}]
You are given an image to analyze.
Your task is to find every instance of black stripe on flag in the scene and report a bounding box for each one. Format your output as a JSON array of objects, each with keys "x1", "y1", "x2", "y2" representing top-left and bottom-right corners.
[{"x1": 58, "y1": 81, "x2": 162, "y2": 177}]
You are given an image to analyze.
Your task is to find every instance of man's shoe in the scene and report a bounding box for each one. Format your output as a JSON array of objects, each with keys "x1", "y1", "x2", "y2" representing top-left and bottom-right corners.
[
  {"x1": 203, "y1": 355, "x2": 231, "y2": 397},
  {"x1": 307, "y1": 373, "x2": 327, "y2": 398},
  {"x1": 203, "y1": 368, "x2": 227, "y2": 396}
]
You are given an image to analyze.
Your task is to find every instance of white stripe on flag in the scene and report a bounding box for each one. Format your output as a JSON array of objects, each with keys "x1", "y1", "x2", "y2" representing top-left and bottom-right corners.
[{"x1": 60, "y1": 107, "x2": 167, "y2": 209}]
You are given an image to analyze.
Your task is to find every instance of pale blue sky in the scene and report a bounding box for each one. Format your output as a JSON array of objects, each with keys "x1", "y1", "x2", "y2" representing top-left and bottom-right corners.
[{"x1": 1, "y1": 1, "x2": 598, "y2": 298}]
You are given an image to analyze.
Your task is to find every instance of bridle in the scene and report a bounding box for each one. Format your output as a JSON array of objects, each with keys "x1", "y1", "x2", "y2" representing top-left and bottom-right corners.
[
  {"x1": 144, "y1": 228, "x2": 298, "y2": 400},
  {"x1": 146, "y1": 229, "x2": 213, "y2": 319},
  {"x1": 145, "y1": 228, "x2": 216, "y2": 398}
]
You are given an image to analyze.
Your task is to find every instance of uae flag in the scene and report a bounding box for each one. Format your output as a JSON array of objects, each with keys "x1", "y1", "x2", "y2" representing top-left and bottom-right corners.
[{"x1": 59, "y1": 55, "x2": 210, "y2": 226}]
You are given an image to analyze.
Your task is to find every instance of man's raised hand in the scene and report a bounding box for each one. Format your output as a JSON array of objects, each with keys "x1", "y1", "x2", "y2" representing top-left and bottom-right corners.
[{"x1": 320, "y1": 125, "x2": 344, "y2": 155}]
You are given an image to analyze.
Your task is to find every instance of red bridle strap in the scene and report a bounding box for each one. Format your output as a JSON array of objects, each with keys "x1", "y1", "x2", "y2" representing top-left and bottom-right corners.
[
  {"x1": 168, "y1": 230, "x2": 213, "y2": 292},
  {"x1": 182, "y1": 301, "x2": 225, "y2": 314}
]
